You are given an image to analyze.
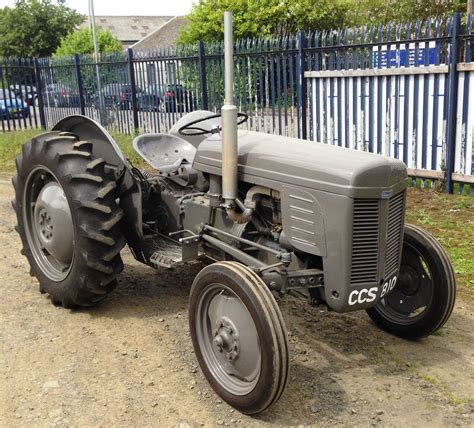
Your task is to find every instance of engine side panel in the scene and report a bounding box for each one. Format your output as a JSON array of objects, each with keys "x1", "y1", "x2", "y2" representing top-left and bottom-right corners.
[{"x1": 280, "y1": 186, "x2": 326, "y2": 257}]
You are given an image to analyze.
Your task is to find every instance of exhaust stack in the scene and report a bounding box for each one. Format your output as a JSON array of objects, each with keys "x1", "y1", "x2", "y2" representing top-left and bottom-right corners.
[{"x1": 221, "y1": 11, "x2": 238, "y2": 208}]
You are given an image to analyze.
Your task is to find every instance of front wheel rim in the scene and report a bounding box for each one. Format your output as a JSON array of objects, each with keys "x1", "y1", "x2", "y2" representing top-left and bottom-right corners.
[
  {"x1": 23, "y1": 166, "x2": 74, "y2": 282},
  {"x1": 195, "y1": 284, "x2": 261, "y2": 396},
  {"x1": 377, "y1": 242, "x2": 434, "y2": 325}
]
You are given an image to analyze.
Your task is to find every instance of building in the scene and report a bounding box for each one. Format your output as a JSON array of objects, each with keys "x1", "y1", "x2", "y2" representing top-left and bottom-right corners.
[
  {"x1": 130, "y1": 16, "x2": 188, "y2": 52},
  {"x1": 80, "y1": 16, "x2": 186, "y2": 49}
]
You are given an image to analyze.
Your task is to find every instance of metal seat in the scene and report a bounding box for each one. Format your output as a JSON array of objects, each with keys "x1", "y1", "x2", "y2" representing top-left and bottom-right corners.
[{"x1": 132, "y1": 133, "x2": 197, "y2": 174}]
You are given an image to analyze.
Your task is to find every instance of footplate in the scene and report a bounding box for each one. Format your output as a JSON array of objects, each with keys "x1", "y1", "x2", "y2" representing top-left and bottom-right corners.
[
  {"x1": 147, "y1": 231, "x2": 200, "y2": 269},
  {"x1": 147, "y1": 235, "x2": 183, "y2": 268}
]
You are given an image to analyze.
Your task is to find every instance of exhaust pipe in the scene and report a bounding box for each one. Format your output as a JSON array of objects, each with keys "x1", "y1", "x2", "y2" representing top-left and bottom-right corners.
[
  {"x1": 221, "y1": 11, "x2": 254, "y2": 224},
  {"x1": 221, "y1": 11, "x2": 238, "y2": 209}
]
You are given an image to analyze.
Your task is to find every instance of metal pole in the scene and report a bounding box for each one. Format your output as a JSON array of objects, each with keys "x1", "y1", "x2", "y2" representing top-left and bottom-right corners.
[
  {"x1": 221, "y1": 11, "x2": 238, "y2": 205},
  {"x1": 33, "y1": 58, "x2": 46, "y2": 129},
  {"x1": 296, "y1": 31, "x2": 307, "y2": 139},
  {"x1": 89, "y1": 0, "x2": 104, "y2": 123},
  {"x1": 127, "y1": 48, "x2": 139, "y2": 131},
  {"x1": 74, "y1": 54, "x2": 86, "y2": 115},
  {"x1": 445, "y1": 13, "x2": 461, "y2": 193},
  {"x1": 198, "y1": 41, "x2": 208, "y2": 110}
]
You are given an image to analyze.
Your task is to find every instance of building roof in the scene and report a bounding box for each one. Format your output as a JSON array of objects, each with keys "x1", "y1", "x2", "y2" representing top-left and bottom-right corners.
[
  {"x1": 131, "y1": 16, "x2": 188, "y2": 51},
  {"x1": 80, "y1": 16, "x2": 175, "y2": 47}
]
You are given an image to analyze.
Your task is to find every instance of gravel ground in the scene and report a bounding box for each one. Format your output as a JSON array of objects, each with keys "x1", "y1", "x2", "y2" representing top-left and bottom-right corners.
[{"x1": 0, "y1": 174, "x2": 473, "y2": 427}]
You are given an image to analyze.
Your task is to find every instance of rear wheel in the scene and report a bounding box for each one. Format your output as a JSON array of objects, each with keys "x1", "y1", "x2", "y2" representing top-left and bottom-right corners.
[
  {"x1": 189, "y1": 261, "x2": 289, "y2": 414},
  {"x1": 13, "y1": 132, "x2": 126, "y2": 308},
  {"x1": 366, "y1": 224, "x2": 456, "y2": 339}
]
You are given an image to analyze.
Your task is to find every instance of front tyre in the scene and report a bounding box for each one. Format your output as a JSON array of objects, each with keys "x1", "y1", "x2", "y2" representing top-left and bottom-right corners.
[
  {"x1": 13, "y1": 132, "x2": 126, "y2": 308},
  {"x1": 189, "y1": 261, "x2": 289, "y2": 415},
  {"x1": 366, "y1": 224, "x2": 456, "y2": 339}
]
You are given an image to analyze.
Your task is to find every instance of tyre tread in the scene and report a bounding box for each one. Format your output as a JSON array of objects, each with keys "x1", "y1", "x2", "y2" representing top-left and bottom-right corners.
[{"x1": 13, "y1": 133, "x2": 126, "y2": 308}]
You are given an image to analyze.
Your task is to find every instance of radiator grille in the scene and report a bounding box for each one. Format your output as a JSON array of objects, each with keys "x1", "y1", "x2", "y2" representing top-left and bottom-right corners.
[
  {"x1": 351, "y1": 199, "x2": 380, "y2": 284},
  {"x1": 384, "y1": 191, "x2": 405, "y2": 276}
]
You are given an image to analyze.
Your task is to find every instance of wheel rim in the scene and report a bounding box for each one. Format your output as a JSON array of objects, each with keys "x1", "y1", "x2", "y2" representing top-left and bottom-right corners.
[
  {"x1": 377, "y1": 242, "x2": 434, "y2": 325},
  {"x1": 195, "y1": 284, "x2": 261, "y2": 396},
  {"x1": 23, "y1": 166, "x2": 74, "y2": 281}
]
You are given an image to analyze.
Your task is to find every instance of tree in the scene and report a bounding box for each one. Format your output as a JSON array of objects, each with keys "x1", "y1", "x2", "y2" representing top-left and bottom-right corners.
[
  {"x1": 178, "y1": 0, "x2": 468, "y2": 44},
  {"x1": 345, "y1": 0, "x2": 467, "y2": 27},
  {"x1": 0, "y1": 0, "x2": 83, "y2": 58},
  {"x1": 178, "y1": 0, "x2": 352, "y2": 44},
  {"x1": 54, "y1": 28, "x2": 123, "y2": 57}
]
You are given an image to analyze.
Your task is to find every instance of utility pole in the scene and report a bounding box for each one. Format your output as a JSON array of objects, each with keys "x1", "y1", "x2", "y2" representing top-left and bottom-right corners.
[
  {"x1": 89, "y1": 0, "x2": 104, "y2": 123},
  {"x1": 468, "y1": 0, "x2": 473, "y2": 15}
]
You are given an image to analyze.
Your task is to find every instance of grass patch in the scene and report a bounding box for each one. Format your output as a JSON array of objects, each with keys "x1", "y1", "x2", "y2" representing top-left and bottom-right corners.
[
  {"x1": 0, "y1": 129, "x2": 40, "y2": 171},
  {"x1": 0, "y1": 129, "x2": 145, "y2": 171},
  {"x1": 406, "y1": 189, "x2": 474, "y2": 300}
]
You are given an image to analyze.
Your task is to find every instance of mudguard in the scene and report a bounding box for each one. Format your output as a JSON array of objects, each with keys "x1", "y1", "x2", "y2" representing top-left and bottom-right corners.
[{"x1": 52, "y1": 115, "x2": 145, "y2": 252}]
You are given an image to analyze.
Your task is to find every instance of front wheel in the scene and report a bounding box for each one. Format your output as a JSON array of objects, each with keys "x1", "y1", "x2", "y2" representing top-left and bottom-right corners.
[
  {"x1": 189, "y1": 261, "x2": 289, "y2": 414},
  {"x1": 366, "y1": 224, "x2": 456, "y2": 339}
]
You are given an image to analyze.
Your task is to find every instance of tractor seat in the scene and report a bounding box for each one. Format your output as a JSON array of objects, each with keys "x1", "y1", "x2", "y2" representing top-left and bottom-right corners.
[{"x1": 133, "y1": 133, "x2": 197, "y2": 174}]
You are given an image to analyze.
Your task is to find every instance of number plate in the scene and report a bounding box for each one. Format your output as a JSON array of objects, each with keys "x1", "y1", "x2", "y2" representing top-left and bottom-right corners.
[{"x1": 380, "y1": 274, "x2": 398, "y2": 299}]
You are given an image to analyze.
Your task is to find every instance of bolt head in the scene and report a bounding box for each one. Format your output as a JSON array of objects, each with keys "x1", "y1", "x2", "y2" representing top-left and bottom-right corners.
[{"x1": 214, "y1": 335, "x2": 224, "y2": 349}]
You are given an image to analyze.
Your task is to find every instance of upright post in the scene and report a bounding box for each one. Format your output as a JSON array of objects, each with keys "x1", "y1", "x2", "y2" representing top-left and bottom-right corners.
[
  {"x1": 33, "y1": 58, "x2": 47, "y2": 129},
  {"x1": 127, "y1": 48, "x2": 139, "y2": 131},
  {"x1": 296, "y1": 31, "x2": 307, "y2": 139},
  {"x1": 0, "y1": 62, "x2": 11, "y2": 131},
  {"x1": 445, "y1": 13, "x2": 461, "y2": 194},
  {"x1": 74, "y1": 54, "x2": 86, "y2": 115},
  {"x1": 198, "y1": 41, "x2": 209, "y2": 110}
]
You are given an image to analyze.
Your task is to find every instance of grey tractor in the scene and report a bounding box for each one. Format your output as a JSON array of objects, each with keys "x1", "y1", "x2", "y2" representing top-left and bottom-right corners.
[{"x1": 13, "y1": 12, "x2": 455, "y2": 415}]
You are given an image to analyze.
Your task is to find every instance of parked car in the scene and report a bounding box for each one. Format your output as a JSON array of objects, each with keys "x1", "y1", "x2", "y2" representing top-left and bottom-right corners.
[
  {"x1": 9, "y1": 84, "x2": 37, "y2": 105},
  {"x1": 0, "y1": 89, "x2": 29, "y2": 119},
  {"x1": 137, "y1": 85, "x2": 164, "y2": 112},
  {"x1": 92, "y1": 83, "x2": 140, "y2": 110},
  {"x1": 160, "y1": 84, "x2": 193, "y2": 113},
  {"x1": 43, "y1": 83, "x2": 81, "y2": 108}
]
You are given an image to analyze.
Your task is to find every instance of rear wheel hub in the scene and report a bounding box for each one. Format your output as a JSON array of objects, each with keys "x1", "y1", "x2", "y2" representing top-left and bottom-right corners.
[
  {"x1": 24, "y1": 168, "x2": 74, "y2": 281},
  {"x1": 33, "y1": 181, "x2": 74, "y2": 265}
]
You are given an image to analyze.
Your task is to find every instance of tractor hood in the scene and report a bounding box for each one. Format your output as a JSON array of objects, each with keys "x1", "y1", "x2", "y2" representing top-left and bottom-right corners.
[{"x1": 193, "y1": 130, "x2": 407, "y2": 198}]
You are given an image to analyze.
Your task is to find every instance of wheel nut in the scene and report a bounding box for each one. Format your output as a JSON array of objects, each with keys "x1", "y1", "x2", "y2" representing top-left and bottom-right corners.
[{"x1": 214, "y1": 335, "x2": 223, "y2": 349}]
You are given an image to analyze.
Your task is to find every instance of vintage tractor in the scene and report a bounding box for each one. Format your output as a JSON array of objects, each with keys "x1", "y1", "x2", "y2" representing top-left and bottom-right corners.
[{"x1": 13, "y1": 12, "x2": 455, "y2": 415}]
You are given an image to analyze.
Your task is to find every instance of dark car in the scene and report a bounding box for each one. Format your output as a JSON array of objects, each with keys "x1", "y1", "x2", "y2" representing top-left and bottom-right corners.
[
  {"x1": 137, "y1": 85, "x2": 164, "y2": 112},
  {"x1": 0, "y1": 89, "x2": 29, "y2": 119},
  {"x1": 160, "y1": 84, "x2": 193, "y2": 113},
  {"x1": 43, "y1": 83, "x2": 81, "y2": 108},
  {"x1": 9, "y1": 84, "x2": 37, "y2": 105},
  {"x1": 93, "y1": 83, "x2": 140, "y2": 110}
]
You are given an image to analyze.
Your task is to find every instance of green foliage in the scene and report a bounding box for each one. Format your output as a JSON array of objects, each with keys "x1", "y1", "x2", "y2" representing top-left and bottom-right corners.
[
  {"x1": 346, "y1": 0, "x2": 467, "y2": 26},
  {"x1": 178, "y1": 0, "x2": 468, "y2": 44},
  {"x1": 0, "y1": 0, "x2": 84, "y2": 58},
  {"x1": 178, "y1": 0, "x2": 352, "y2": 44},
  {"x1": 54, "y1": 28, "x2": 122, "y2": 57}
]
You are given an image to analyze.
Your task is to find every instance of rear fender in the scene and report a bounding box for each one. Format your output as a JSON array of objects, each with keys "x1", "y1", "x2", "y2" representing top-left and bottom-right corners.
[{"x1": 52, "y1": 115, "x2": 145, "y2": 248}]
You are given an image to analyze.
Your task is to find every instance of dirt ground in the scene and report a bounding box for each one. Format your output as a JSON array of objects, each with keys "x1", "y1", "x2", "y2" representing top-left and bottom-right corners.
[{"x1": 0, "y1": 174, "x2": 473, "y2": 427}]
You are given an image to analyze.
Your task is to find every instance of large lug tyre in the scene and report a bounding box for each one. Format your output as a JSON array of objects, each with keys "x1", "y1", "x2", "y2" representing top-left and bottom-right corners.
[
  {"x1": 12, "y1": 132, "x2": 126, "y2": 308},
  {"x1": 366, "y1": 224, "x2": 456, "y2": 339},
  {"x1": 189, "y1": 261, "x2": 289, "y2": 415}
]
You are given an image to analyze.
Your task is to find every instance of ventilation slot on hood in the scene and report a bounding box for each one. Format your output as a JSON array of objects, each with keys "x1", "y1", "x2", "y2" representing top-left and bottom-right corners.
[
  {"x1": 384, "y1": 191, "x2": 405, "y2": 277},
  {"x1": 351, "y1": 199, "x2": 380, "y2": 284}
]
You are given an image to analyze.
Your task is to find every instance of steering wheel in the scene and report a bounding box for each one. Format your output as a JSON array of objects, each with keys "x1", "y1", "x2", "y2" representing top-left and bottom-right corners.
[{"x1": 178, "y1": 112, "x2": 248, "y2": 136}]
